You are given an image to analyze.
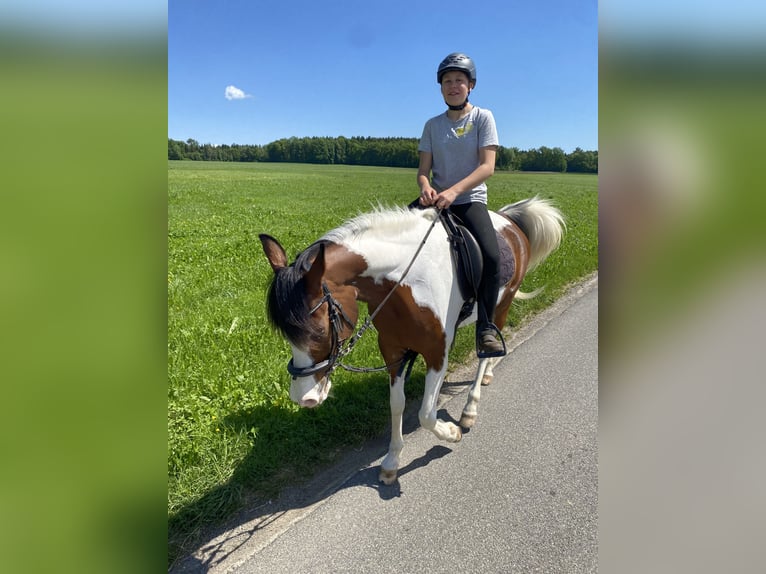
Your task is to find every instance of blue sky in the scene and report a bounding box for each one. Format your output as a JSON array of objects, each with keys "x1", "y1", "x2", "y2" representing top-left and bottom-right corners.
[{"x1": 169, "y1": 0, "x2": 598, "y2": 152}]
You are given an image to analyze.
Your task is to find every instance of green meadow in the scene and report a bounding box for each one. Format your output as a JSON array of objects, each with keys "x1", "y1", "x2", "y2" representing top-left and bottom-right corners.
[{"x1": 168, "y1": 161, "x2": 598, "y2": 564}]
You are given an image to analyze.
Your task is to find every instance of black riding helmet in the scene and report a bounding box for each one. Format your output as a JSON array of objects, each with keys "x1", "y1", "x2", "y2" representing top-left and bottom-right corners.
[
  {"x1": 437, "y1": 53, "x2": 476, "y2": 111},
  {"x1": 437, "y1": 52, "x2": 477, "y2": 85}
]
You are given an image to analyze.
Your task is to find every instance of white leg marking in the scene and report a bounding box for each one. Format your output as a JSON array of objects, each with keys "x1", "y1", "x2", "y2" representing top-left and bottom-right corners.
[{"x1": 380, "y1": 375, "x2": 405, "y2": 484}]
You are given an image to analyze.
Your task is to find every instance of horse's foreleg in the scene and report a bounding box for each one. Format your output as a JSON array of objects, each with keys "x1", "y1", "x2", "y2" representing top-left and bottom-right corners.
[
  {"x1": 418, "y1": 367, "x2": 462, "y2": 443},
  {"x1": 379, "y1": 375, "x2": 405, "y2": 485}
]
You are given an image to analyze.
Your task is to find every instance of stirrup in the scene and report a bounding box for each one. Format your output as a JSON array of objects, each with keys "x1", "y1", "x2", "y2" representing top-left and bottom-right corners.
[{"x1": 477, "y1": 323, "x2": 507, "y2": 359}]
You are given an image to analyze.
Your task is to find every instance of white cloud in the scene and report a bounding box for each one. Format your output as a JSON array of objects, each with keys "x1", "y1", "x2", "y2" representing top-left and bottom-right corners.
[{"x1": 224, "y1": 85, "x2": 251, "y2": 100}]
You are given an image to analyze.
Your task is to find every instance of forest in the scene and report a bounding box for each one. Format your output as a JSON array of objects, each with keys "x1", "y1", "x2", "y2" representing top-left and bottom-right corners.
[{"x1": 168, "y1": 136, "x2": 598, "y2": 173}]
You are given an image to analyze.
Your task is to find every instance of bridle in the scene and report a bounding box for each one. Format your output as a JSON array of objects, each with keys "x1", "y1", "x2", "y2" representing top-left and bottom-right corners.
[
  {"x1": 285, "y1": 206, "x2": 443, "y2": 380},
  {"x1": 286, "y1": 282, "x2": 356, "y2": 378}
]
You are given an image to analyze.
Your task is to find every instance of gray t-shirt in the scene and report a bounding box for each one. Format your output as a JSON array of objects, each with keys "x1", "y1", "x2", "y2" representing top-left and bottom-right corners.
[{"x1": 418, "y1": 106, "x2": 499, "y2": 205}]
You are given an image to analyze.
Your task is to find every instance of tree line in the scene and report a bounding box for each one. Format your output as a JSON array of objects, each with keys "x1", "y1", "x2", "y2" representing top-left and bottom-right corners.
[{"x1": 168, "y1": 137, "x2": 597, "y2": 173}]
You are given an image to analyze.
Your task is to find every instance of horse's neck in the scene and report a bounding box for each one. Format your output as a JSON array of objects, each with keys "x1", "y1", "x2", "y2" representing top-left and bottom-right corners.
[{"x1": 322, "y1": 242, "x2": 371, "y2": 285}]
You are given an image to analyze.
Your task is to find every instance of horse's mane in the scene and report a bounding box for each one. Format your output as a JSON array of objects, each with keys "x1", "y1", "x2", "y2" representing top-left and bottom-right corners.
[{"x1": 320, "y1": 205, "x2": 437, "y2": 245}]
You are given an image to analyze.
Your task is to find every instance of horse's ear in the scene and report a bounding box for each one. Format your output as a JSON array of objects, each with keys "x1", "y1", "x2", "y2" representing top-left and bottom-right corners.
[
  {"x1": 259, "y1": 234, "x2": 288, "y2": 272},
  {"x1": 304, "y1": 242, "x2": 326, "y2": 294}
]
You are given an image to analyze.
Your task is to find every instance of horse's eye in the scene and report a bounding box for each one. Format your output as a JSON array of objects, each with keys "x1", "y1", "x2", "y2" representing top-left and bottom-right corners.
[{"x1": 310, "y1": 328, "x2": 327, "y2": 341}]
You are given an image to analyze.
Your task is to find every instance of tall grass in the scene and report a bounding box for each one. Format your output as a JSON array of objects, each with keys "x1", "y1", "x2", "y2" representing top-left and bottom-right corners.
[{"x1": 168, "y1": 161, "x2": 597, "y2": 564}]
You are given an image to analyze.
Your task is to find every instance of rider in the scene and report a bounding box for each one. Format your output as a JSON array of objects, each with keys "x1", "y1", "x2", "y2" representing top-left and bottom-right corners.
[{"x1": 416, "y1": 52, "x2": 504, "y2": 357}]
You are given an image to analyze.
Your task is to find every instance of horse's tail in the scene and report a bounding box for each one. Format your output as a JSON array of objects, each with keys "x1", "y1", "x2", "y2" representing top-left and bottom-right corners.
[
  {"x1": 498, "y1": 196, "x2": 566, "y2": 272},
  {"x1": 514, "y1": 286, "x2": 545, "y2": 300}
]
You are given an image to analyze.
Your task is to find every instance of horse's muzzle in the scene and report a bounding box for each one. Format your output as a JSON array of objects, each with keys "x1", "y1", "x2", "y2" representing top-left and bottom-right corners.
[{"x1": 290, "y1": 376, "x2": 331, "y2": 408}]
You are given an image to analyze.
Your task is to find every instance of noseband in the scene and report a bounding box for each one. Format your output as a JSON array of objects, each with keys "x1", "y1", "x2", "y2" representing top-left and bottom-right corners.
[{"x1": 286, "y1": 282, "x2": 356, "y2": 378}]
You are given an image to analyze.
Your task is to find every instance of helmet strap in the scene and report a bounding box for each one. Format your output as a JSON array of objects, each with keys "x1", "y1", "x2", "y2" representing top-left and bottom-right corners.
[{"x1": 447, "y1": 98, "x2": 469, "y2": 111}]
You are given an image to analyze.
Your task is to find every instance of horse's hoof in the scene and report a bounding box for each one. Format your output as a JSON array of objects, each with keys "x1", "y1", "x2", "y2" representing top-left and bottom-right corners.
[
  {"x1": 459, "y1": 413, "x2": 476, "y2": 429},
  {"x1": 379, "y1": 468, "x2": 398, "y2": 485},
  {"x1": 481, "y1": 374, "x2": 493, "y2": 386}
]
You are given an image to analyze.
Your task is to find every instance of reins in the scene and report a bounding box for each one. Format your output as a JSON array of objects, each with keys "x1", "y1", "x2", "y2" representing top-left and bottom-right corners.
[{"x1": 292, "y1": 206, "x2": 443, "y2": 378}]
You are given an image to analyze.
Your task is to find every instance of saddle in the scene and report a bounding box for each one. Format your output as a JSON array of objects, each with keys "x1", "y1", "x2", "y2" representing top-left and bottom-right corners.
[{"x1": 439, "y1": 209, "x2": 483, "y2": 303}]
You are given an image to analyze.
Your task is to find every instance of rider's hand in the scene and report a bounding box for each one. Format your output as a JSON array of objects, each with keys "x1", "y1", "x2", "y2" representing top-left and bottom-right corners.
[
  {"x1": 434, "y1": 188, "x2": 458, "y2": 209},
  {"x1": 419, "y1": 186, "x2": 438, "y2": 206}
]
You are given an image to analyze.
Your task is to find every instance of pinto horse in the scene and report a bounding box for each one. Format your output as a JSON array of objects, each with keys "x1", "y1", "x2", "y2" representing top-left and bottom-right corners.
[{"x1": 259, "y1": 197, "x2": 565, "y2": 484}]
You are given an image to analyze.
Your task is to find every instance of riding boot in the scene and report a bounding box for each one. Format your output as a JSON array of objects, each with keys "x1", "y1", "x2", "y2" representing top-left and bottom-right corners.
[
  {"x1": 476, "y1": 295, "x2": 505, "y2": 357},
  {"x1": 477, "y1": 319, "x2": 505, "y2": 357}
]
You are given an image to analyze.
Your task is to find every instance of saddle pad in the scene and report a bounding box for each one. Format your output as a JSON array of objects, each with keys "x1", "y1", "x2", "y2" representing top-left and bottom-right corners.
[{"x1": 496, "y1": 229, "x2": 516, "y2": 286}]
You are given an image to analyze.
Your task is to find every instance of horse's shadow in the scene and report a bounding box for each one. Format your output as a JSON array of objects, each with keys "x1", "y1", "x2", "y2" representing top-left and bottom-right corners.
[
  {"x1": 170, "y1": 377, "x2": 473, "y2": 574},
  {"x1": 345, "y1": 443, "x2": 455, "y2": 500}
]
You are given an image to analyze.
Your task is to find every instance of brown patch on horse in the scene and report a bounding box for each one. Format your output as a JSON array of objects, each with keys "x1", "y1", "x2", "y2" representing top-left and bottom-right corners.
[
  {"x1": 352, "y1": 276, "x2": 447, "y2": 377},
  {"x1": 321, "y1": 243, "x2": 369, "y2": 285}
]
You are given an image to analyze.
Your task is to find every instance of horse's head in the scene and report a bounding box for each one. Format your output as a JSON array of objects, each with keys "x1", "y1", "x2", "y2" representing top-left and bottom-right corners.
[{"x1": 259, "y1": 234, "x2": 359, "y2": 408}]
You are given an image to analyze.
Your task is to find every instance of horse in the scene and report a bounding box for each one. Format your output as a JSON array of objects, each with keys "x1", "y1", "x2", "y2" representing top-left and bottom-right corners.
[{"x1": 259, "y1": 197, "x2": 565, "y2": 485}]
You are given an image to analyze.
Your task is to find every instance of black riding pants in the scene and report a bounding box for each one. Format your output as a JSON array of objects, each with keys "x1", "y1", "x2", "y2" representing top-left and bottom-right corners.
[{"x1": 449, "y1": 201, "x2": 500, "y2": 330}]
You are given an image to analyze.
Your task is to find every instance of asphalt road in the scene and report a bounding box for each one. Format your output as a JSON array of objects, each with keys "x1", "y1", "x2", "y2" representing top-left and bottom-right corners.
[{"x1": 174, "y1": 275, "x2": 597, "y2": 574}]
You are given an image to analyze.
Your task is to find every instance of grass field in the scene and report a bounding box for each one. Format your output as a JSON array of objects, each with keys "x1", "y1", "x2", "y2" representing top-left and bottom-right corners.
[{"x1": 167, "y1": 161, "x2": 598, "y2": 564}]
